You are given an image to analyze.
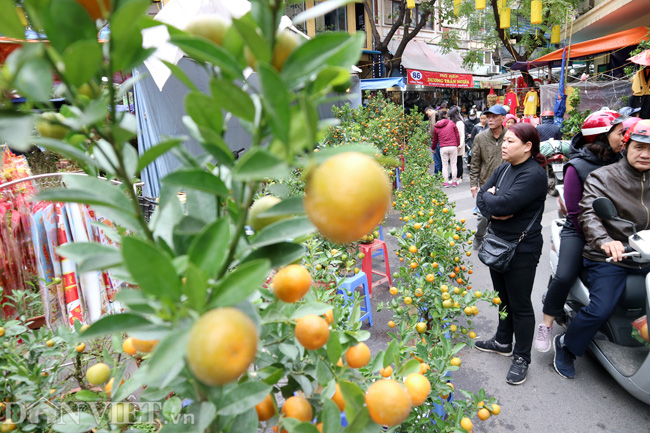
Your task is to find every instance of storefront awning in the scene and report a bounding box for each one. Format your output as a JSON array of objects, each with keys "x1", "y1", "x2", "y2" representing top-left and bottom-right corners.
[
  {"x1": 360, "y1": 77, "x2": 405, "y2": 90},
  {"x1": 389, "y1": 39, "x2": 474, "y2": 75},
  {"x1": 511, "y1": 26, "x2": 649, "y2": 71}
]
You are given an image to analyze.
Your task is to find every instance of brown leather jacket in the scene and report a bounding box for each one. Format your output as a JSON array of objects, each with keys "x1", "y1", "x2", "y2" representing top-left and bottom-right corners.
[{"x1": 579, "y1": 157, "x2": 650, "y2": 267}]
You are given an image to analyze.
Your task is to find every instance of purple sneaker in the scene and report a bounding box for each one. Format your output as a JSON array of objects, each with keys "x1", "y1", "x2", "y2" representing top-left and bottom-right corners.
[{"x1": 534, "y1": 323, "x2": 553, "y2": 352}]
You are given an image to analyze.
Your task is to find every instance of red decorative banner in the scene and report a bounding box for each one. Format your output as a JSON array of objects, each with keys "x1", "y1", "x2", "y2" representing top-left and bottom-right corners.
[{"x1": 406, "y1": 69, "x2": 474, "y2": 88}]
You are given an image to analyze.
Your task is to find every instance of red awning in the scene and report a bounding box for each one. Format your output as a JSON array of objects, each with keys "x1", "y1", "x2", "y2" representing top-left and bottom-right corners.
[{"x1": 512, "y1": 26, "x2": 649, "y2": 70}]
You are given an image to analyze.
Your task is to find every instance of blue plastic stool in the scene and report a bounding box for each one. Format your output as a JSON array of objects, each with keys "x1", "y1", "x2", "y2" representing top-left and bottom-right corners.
[
  {"x1": 337, "y1": 271, "x2": 373, "y2": 326},
  {"x1": 372, "y1": 225, "x2": 385, "y2": 259}
]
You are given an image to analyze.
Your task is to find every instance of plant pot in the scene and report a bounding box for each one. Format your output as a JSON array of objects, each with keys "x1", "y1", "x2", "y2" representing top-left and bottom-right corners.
[{"x1": 26, "y1": 315, "x2": 46, "y2": 330}]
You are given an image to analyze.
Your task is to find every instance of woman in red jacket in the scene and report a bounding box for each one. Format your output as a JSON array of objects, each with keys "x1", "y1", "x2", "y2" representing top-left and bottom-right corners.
[{"x1": 432, "y1": 110, "x2": 461, "y2": 187}]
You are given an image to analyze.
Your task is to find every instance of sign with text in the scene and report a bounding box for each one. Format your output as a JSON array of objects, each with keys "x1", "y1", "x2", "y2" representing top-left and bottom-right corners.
[{"x1": 407, "y1": 69, "x2": 474, "y2": 88}]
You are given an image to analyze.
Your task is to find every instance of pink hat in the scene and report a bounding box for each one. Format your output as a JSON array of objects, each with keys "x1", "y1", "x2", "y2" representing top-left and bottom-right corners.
[{"x1": 503, "y1": 114, "x2": 518, "y2": 127}]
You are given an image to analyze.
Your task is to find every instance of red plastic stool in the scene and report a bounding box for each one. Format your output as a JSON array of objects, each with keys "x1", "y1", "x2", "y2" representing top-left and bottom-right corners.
[{"x1": 359, "y1": 239, "x2": 392, "y2": 298}]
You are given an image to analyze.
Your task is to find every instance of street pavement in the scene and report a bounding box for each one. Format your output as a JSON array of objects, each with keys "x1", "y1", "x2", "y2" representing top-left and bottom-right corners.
[{"x1": 364, "y1": 165, "x2": 650, "y2": 433}]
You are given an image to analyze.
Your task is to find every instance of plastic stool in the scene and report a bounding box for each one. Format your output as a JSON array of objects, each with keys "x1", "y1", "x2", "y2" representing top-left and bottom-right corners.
[
  {"x1": 372, "y1": 225, "x2": 385, "y2": 259},
  {"x1": 337, "y1": 271, "x2": 373, "y2": 326},
  {"x1": 359, "y1": 240, "x2": 391, "y2": 298}
]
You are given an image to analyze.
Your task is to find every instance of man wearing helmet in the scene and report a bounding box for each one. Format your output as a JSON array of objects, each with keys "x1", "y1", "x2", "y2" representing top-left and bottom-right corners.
[
  {"x1": 553, "y1": 118, "x2": 650, "y2": 379},
  {"x1": 536, "y1": 110, "x2": 562, "y2": 141}
]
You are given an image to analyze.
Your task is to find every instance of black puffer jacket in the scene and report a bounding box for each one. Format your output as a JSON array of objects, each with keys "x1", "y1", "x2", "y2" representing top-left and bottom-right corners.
[{"x1": 536, "y1": 116, "x2": 562, "y2": 141}]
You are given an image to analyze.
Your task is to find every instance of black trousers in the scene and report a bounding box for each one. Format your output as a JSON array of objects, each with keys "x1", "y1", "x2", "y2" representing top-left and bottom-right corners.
[
  {"x1": 457, "y1": 155, "x2": 464, "y2": 178},
  {"x1": 542, "y1": 228, "x2": 585, "y2": 317},
  {"x1": 491, "y1": 251, "x2": 540, "y2": 364}
]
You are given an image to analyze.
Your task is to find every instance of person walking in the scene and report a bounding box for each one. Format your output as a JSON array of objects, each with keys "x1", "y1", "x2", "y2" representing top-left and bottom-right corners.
[
  {"x1": 534, "y1": 111, "x2": 626, "y2": 352},
  {"x1": 537, "y1": 110, "x2": 563, "y2": 141},
  {"x1": 449, "y1": 107, "x2": 466, "y2": 182},
  {"x1": 554, "y1": 119, "x2": 650, "y2": 379},
  {"x1": 432, "y1": 109, "x2": 460, "y2": 187},
  {"x1": 425, "y1": 106, "x2": 442, "y2": 175},
  {"x1": 475, "y1": 123, "x2": 547, "y2": 385},
  {"x1": 470, "y1": 105, "x2": 507, "y2": 246}
]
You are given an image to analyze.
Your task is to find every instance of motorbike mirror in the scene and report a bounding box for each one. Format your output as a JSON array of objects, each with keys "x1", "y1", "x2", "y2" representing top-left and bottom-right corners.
[{"x1": 593, "y1": 197, "x2": 618, "y2": 220}]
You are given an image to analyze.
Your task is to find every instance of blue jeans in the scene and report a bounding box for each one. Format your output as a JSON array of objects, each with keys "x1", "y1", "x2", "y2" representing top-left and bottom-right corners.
[
  {"x1": 433, "y1": 144, "x2": 442, "y2": 174},
  {"x1": 564, "y1": 258, "x2": 650, "y2": 357}
]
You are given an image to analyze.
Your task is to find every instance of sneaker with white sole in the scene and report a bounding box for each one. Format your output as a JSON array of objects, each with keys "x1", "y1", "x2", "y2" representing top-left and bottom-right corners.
[
  {"x1": 506, "y1": 356, "x2": 529, "y2": 385},
  {"x1": 475, "y1": 337, "x2": 513, "y2": 356},
  {"x1": 534, "y1": 323, "x2": 553, "y2": 352}
]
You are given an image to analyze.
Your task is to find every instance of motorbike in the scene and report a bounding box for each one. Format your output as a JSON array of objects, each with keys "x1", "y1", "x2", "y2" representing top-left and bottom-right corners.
[
  {"x1": 549, "y1": 197, "x2": 650, "y2": 404},
  {"x1": 540, "y1": 139, "x2": 571, "y2": 197}
]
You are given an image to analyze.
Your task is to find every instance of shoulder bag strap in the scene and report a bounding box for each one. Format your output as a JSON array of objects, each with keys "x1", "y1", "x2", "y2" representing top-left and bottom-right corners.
[{"x1": 517, "y1": 206, "x2": 543, "y2": 243}]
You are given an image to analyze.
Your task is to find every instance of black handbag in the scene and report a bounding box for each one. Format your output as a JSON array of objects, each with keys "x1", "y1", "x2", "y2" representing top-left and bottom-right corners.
[{"x1": 478, "y1": 167, "x2": 542, "y2": 273}]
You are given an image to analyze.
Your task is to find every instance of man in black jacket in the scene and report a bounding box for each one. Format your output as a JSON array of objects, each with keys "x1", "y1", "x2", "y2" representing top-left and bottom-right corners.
[{"x1": 536, "y1": 110, "x2": 563, "y2": 141}]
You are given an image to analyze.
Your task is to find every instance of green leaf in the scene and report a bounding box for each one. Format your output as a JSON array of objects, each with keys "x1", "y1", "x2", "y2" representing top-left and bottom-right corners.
[
  {"x1": 123, "y1": 237, "x2": 182, "y2": 301},
  {"x1": 56, "y1": 242, "x2": 122, "y2": 273},
  {"x1": 383, "y1": 340, "x2": 399, "y2": 368},
  {"x1": 62, "y1": 174, "x2": 135, "y2": 213},
  {"x1": 14, "y1": 56, "x2": 52, "y2": 103},
  {"x1": 395, "y1": 359, "x2": 421, "y2": 379},
  {"x1": 146, "y1": 327, "x2": 190, "y2": 383},
  {"x1": 257, "y1": 196, "x2": 304, "y2": 217},
  {"x1": 162, "y1": 397, "x2": 182, "y2": 422},
  {"x1": 231, "y1": 15, "x2": 271, "y2": 63},
  {"x1": 217, "y1": 381, "x2": 271, "y2": 416},
  {"x1": 183, "y1": 263, "x2": 208, "y2": 311},
  {"x1": 282, "y1": 32, "x2": 364, "y2": 88},
  {"x1": 316, "y1": 359, "x2": 333, "y2": 386},
  {"x1": 230, "y1": 408, "x2": 258, "y2": 433},
  {"x1": 208, "y1": 259, "x2": 270, "y2": 308},
  {"x1": 137, "y1": 137, "x2": 184, "y2": 172},
  {"x1": 0, "y1": 111, "x2": 34, "y2": 151},
  {"x1": 284, "y1": 422, "x2": 320, "y2": 433},
  {"x1": 210, "y1": 78, "x2": 255, "y2": 122},
  {"x1": 239, "y1": 242, "x2": 304, "y2": 269},
  {"x1": 0, "y1": 2, "x2": 25, "y2": 39},
  {"x1": 321, "y1": 399, "x2": 342, "y2": 433},
  {"x1": 79, "y1": 313, "x2": 153, "y2": 339},
  {"x1": 187, "y1": 218, "x2": 230, "y2": 278},
  {"x1": 258, "y1": 63, "x2": 291, "y2": 144},
  {"x1": 291, "y1": 302, "x2": 333, "y2": 320},
  {"x1": 339, "y1": 381, "x2": 366, "y2": 423},
  {"x1": 258, "y1": 366, "x2": 284, "y2": 385},
  {"x1": 344, "y1": 407, "x2": 376, "y2": 433},
  {"x1": 74, "y1": 390, "x2": 103, "y2": 402},
  {"x1": 185, "y1": 91, "x2": 223, "y2": 134},
  {"x1": 51, "y1": 413, "x2": 98, "y2": 433},
  {"x1": 187, "y1": 402, "x2": 217, "y2": 432},
  {"x1": 250, "y1": 216, "x2": 315, "y2": 248},
  {"x1": 162, "y1": 60, "x2": 199, "y2": 92},
  {"x1": 169, "y1": 35, "x2": 243, "y2": 79},
  {"x1": 326, "y1": 331, "x2": 343, "y2": 365},
  {"x1": 63, "y1": 40, "x2": 102, "y2": 87},
  {"x1": 44, "y1": 0, "x2": 97, "y2": 53},
  {"x1": 163, "y1": 169, "x2": 229, "y2": 196},
  {"x1": 232, "y1": 147, "x2": 289, "y2": 181},
  {"x1": 110, "y1": 0, "x2": 151, "y2": 71}
]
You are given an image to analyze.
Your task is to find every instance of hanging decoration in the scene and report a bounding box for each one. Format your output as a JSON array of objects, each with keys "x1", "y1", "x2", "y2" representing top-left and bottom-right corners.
[
  {"x1": 497, "y1": 0, "x2": 507, "y2": 11},
  {"x1": 551, "y1": 25, "x2": 561, "y2": 44},
  {"x1": 475, "y1": 0, "x2": 485, "y2": 10},
  {"x1": 454, "y1": 0, "x2": 462, "y2": 16},
  {"x1": 407, "y1": 0, "x2": 415, "y2": 9},
  {"x1": 531, "y1": 0, "x2": 543, "y2": 24},
  {"x1": 500, "y1": 8, "x2": 511, "y2": 29}
]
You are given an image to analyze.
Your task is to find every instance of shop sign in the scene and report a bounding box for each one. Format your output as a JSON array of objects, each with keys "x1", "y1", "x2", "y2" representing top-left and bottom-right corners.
[
  {"x1": 406, "y1": 69, "x2": 474, "y2": 88},
  {"x1": 478, "y1": 81, "x2": 504, "y2": 89}
]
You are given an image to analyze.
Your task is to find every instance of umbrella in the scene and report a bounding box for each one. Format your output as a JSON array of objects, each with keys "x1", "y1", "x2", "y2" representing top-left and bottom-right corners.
[{"x1": 629, "y1": 49, "x2": 650, "y2": 66}]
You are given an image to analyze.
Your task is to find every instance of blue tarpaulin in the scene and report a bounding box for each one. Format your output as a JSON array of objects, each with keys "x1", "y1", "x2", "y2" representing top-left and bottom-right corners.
[{"x1": 361, "y1": 77, "x2": 405, "y2": 90}]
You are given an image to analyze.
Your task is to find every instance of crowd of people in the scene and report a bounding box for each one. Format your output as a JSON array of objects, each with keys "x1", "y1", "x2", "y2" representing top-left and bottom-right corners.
[{"x1": 425, "y1": 101, "x2": 650, "y2": 386}]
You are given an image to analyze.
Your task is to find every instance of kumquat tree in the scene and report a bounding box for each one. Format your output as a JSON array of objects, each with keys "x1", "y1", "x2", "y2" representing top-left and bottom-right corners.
[{"x1": 0, "y1": 1, "x2": 501, "y2": 433}]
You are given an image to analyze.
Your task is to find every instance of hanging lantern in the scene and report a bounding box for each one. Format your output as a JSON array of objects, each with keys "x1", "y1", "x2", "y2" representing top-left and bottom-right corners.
[
  {"x1": 407, "y1": 0, "x2": 415, "y2": 10},
  {"x1": 551, "y1": 25, "x2": 561, "y2": 44},
  {"x1": 497, "y1": 0, "x2": 507, "y2": 12},
  {"x1": 475, "y1": 0, "x2": 485, "y2": 10},
  {"x1": 531, "y1": 0, "x2": 543, "y2": 24},
  {"x1": 454, "y1": 0, "x2": 462, "y2": 16},
  {"x1": 500, "y1": 8, "x2": 511, "y2": 29}
]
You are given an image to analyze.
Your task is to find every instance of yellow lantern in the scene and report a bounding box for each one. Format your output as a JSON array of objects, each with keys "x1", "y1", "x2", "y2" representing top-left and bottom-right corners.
[
  {"x1": 551, "y1": 25, "x2": 561, "y2": 44},
  {"x1": 407, "y1": 0, "x2": 415, "y2": 9},
  {"x1": 531, "y1": 0, "x2": 543, "y2": 24},
  {"x1": 475, "y1": 0, "x2": 485, "y2": 10},
  {"x1": 454, "y1": 0, "x2": 462, "y2": 16},
  {"x1": 497, "y1": 0, "x2": 507, "y2": 11},
  {"x1": 500, "y1": 8, "x2": 511, "y2": 29}
]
